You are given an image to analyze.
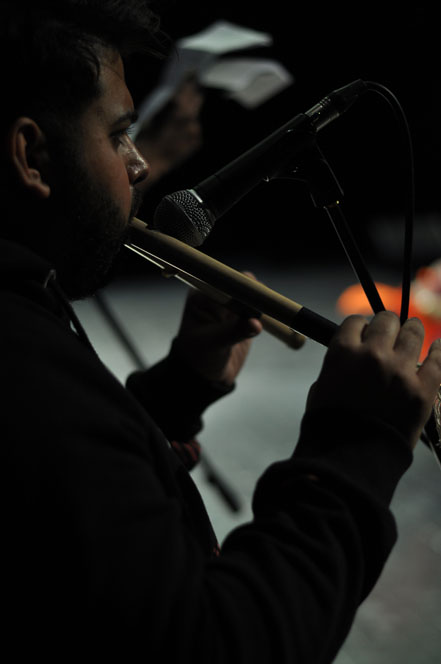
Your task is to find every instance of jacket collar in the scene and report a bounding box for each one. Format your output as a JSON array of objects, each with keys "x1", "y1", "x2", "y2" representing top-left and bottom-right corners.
[
  {"x1": 0, "y1": 237, "x2": 56, "y2": 287},
  {"x1": 0, "y1": 236, "x2": 98, "y2": 353}
]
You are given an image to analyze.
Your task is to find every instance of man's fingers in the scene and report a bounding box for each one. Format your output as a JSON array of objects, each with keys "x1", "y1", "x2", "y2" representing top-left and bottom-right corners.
[
  {"x1": 360, "y1": 310, "x2": 401, "y2": 348},
  {"x1": 335, "y1": 312, "x2": 420, "y2": 357},
  {"x1": 392, "y1": 317, "x2": 425, "y2": 364},
  {"x1": 212, "y1": 316, "x2": 262, "y2": 347},
  {"x1": 417, "y1": 338, "x2": 441, "y2": 393},
  {"x1": 332, "y1": 314, "x2": 369, "y2": 347}
]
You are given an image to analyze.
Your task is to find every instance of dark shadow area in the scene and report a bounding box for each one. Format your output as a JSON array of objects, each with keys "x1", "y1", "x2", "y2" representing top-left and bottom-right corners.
[{"x1": 124, "y1": 3, "x2": 440, "y2": 277}]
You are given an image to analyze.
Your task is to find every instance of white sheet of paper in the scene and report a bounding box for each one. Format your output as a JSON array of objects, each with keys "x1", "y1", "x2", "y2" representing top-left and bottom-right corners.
[
  {"x1": 177, "y1": 20, "x2": 272, "y2": 54},
  {"x1": 199, "y1": 57, "x2": 294, "y2": 107},
  {"x1": 133, "y1": 21, "x2": 289, "y2": 135}
]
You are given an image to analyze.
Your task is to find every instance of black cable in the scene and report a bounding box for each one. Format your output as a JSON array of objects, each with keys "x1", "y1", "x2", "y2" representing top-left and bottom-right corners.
[
  {"x1": 363, "y1": 83, "x2": 441, "y2": 469},
  {"x1": 365, "y1": 81, "x2": 415, "y2": 323}
]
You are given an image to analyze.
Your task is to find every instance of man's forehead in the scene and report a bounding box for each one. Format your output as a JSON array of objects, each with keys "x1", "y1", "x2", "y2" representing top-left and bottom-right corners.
[
  {"x1": 101, "y1": 50, "x2": 126, "y2": 82},
  {"x1": 92, "y1": 53, "x2": 135, "y2": 124}
]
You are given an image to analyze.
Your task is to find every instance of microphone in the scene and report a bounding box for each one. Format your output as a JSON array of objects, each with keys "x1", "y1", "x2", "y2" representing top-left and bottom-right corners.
[{"x1": 152, "y1": 79, "x2": 368, "y2": 246}]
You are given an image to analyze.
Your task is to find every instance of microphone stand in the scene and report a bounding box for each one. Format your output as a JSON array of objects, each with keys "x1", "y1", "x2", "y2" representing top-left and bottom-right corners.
[
  {"x1": 93, "y1": 290, "x2": 243, "y2": 513},
  {"x1": 285, "y1": 142, "x2": 441, "y2": 468}
]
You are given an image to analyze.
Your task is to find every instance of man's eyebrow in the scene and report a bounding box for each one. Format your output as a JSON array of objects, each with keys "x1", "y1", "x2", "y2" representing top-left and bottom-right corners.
[{"x1": 111, "y1": 110, "x2": 138, "y2": 127}]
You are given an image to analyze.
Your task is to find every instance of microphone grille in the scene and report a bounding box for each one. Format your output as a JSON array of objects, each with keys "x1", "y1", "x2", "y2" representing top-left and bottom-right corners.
[{"x1": 153, "y1": 189, "x2": 214, "y2": 247}]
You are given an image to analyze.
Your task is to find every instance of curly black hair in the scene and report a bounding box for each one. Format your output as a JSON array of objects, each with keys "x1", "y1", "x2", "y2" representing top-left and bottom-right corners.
[{"x1": 0, "y1": 0, "x2": 168, "y2": 138}]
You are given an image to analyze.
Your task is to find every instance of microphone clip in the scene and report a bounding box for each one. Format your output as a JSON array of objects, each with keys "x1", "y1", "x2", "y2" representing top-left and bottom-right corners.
[{"x1": 273, "y1": 142, "x2": 344, "y2": 209}]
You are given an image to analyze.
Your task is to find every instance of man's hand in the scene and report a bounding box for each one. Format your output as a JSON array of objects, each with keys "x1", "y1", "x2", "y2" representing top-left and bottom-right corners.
[
  {"x1": 172, "y1": 286, "x2": 263, "y2": 387},
  {"x1": 306, "y1": 311, "x2": 441, "y2": 449}
]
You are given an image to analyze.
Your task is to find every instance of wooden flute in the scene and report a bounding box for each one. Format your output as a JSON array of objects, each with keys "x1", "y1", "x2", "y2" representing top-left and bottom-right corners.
[{"x1": 124, "y1": 217, "x2": 338, "y2": 349}]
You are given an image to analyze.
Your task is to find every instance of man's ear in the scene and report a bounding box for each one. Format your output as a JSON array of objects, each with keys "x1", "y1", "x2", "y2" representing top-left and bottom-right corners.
[{"x1": 7, "y1": 117, "x2": 51, "y2": 199}]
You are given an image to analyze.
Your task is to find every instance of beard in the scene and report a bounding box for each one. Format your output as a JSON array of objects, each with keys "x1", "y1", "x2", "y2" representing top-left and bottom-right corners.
[{"x1": 34, "y1": 141, "x2": 143, "y2": 301}]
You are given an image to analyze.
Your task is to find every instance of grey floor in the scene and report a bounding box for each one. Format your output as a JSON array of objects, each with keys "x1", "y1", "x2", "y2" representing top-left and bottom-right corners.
[{"x1": 74, "y1": 256, "x2": 441, "y2": 664}]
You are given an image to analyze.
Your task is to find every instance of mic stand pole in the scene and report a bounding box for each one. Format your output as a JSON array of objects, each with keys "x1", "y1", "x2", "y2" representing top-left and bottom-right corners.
[
  {"x1": 94, "y1": 291, "x2": 147, "y2": 369},
  {"x1": 93, "y1": 290, "x2": 243, "y2": 513},
  {"x1": 285, "y1": 143, "x2": 385, "y2": 313}
]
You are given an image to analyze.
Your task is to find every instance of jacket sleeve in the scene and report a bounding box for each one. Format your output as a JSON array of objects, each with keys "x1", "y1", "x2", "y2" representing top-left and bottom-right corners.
[
  {"x1": 126, "y1": 339, "x2": 234, "y2": 444},
  {"x1": 122, "y1": 316, "x2": 414, "y2": 663},
  {"x1": 177, "y1": 408, "x2": 412, "y2": 663},
  {"x1": 46, "y1": 400, "x2": 409, "y2": 663}
]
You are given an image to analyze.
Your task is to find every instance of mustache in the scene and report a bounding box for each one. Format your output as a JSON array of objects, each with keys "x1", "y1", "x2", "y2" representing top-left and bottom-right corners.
[{"x1": 130, "y1": 188, "x2": 144, "y2": 221}]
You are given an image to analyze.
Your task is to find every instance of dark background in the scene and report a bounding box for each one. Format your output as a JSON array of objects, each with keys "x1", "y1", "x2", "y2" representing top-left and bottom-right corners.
[{"x1": 127, "y1": 2, "x2": 441, "y2": 272}]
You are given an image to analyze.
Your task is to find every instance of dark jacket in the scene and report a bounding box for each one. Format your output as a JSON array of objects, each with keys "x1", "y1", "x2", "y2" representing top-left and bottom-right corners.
[{"x1": 1, "y1": 238, "x2": 412, "y2": 661}]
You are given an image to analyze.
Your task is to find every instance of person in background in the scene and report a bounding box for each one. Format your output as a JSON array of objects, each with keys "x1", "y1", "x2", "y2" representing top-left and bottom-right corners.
[{"x1": 135, "y1": 73, "x2": 204, "y2": 187}]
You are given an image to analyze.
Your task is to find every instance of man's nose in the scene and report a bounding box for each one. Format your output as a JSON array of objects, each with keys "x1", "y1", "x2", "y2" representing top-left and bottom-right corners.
[{"x1": 126, "y1": 143, "x2": 149, "y2": 185}]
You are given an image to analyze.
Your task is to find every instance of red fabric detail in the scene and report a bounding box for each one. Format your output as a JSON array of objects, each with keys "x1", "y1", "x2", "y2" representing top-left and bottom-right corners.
[{"x1": 170, "y1": 439, "x2": 201, "y2": 470}]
